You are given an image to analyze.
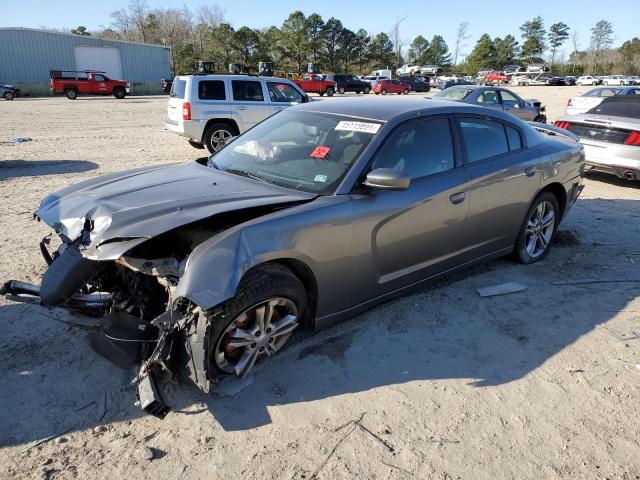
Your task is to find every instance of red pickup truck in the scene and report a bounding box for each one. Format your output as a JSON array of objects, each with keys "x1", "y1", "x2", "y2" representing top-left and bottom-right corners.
[
  {"x1": 484, "y1": 71, "x2": 509, "y2": 85},
  {"x1": 50, "y1": 70, "x2": 131, "y2": 100},
  {"x1": 294, "y1": 74, "x2": 336, "y2": 97}
]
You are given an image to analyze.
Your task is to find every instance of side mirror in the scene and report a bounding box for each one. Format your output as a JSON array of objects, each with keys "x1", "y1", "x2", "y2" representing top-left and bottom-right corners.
[{"x1": 363, "y1": 168, "x2": 410, "y2": 190}]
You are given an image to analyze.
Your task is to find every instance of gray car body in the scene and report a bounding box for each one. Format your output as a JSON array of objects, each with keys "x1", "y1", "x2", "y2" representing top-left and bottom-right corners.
[
  {"x1": 33, "y1": 99, "x2": 583, "y2": 329},
  {"x1": 435, "y1": 85, "x2": 544, "y2": 121}
]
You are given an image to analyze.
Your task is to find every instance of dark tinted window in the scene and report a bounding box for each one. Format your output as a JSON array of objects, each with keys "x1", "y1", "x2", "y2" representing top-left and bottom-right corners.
[
  {"x1": 232, "y1": 80, "x2": 264, "y2": 101},
  {"x1": 372, "y1": 118, "x2": 454, "y2": 179},
  {"x1": 459, "y1": 119, "x2": 509, "y2": 162},
  {"x1": 505, "y1": 125, "x2": 522, "y2": 150},
  {"x1": 170, "y1": 79, "x2": 186, "y2": 98},
  {"x1": 198, "y1": 80, "x2": 226, "y2": 100},
  {"x1": 586, "y1": 99, "x2": 640, "y2": 119}
]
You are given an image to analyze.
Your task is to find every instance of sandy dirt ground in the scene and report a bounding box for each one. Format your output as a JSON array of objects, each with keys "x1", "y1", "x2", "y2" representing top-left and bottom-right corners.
[{"x1": 1, "y1": 87, "x2": 639, "y2": 480}]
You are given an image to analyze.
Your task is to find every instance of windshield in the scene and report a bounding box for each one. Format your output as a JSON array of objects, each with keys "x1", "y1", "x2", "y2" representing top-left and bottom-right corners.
[
  {"x1": 434, "y1": 88, "x2": 473, "y2": 100},
  {"x1": 210, "y1": 110, "x2": 382, "y2": 194},
  {"x1": 584, "y1": 88, "x2": 621, "y2": 97}
]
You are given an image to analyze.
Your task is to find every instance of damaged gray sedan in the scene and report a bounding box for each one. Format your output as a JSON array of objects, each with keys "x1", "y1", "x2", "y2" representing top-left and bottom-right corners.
[{"x1": 2, "y1": 99, "x2": 584, "y2": 417}]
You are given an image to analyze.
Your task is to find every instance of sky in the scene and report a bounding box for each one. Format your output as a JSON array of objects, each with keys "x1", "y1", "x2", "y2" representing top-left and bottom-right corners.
[{"x1": 1, "y1": 0, "x2": 636, "y2": 57}]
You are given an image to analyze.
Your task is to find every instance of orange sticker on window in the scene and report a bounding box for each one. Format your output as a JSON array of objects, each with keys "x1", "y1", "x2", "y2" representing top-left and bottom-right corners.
[{"x1": 310, "y1": 146, "x2": 331, "y2": 159}]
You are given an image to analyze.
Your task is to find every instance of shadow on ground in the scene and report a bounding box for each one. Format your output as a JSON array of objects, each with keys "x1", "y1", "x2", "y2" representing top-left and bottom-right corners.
[
  {"x1": 0, "y1": 160, "x2": 98, "y2": 180},
  {"x1": 0, "y1": 197, "x2": 638, "y2": 446}
]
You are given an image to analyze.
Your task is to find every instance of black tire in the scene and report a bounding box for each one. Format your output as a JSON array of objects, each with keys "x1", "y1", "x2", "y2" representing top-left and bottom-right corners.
[
  {"x1": 319, "y1": 92, "x2": 324, "y2": 97},
  {"x1": 514, "y1": 191, "x2": 560, "y2": 264},
  {"x1": 364, "y1": 87, "x2": 371, "y2": 94},
  {"x1": 200, "y1": 264, "x2": 307, "y2": 382},
  {"x1": 403, "y1": 88, "x2": 409, "y2": 95},
  {"x1": 65, "y1": 89, "x2": 77, "y2": 100},
  {"x1": 381, "y1": 89, "x2": 387, "y2": 95},
  {"x1": 355, "y1": 90, "x2": 361, "y2": 94},
  {"x1": 338, "y1": 87, "x2": 345, "y2": 94},
  {"x1": 3, "y1": 92, "x2": 14, "y2": 101},
  {"x1": 326, "y1": 87, "x2": 335, "y2": 97},
  {"x1": 188, "y1": 139, "x2": 205, "y2": 149},
  {"x1": 113, "y1": 87, "x2": 126, "y2": 99},
  {"x1": 203, "y1": 123, "x2": 235, "y2": 154}
]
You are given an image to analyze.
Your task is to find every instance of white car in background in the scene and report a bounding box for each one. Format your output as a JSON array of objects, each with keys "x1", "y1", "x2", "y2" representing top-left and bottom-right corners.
[
  {"x1": 396, "y1": 64, "x2": 422, "y2": 76},
  {"x1": 419, "y1": 65, "x2": 440, "y2": 75},
  {"x1": 603, "y1": 75, "x2": 637, "y2": 86},
  {"x1": 362, "y1": 75, "x2": 389, "y2": 87},
  {"x1": 564, "y1": 86, "x2": 640, "y2": 115},
  {"x1": 576, "y1": 76, "x2": 602, "y2": 86},
  {"x1": 165, "y1": 74, "x2": 308, "y2": 153}
]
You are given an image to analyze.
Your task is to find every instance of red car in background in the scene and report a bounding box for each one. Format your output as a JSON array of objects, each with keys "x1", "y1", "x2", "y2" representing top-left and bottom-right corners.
[
  {"x1": 373, "y1": 79, "x2": 411, "y2": 95},
  {"x1": 484, "y1": 71, "x2": 509, "y2": 85},
  {"x1": 294, "y1": 74, "x2": 337, "y2": 97}
]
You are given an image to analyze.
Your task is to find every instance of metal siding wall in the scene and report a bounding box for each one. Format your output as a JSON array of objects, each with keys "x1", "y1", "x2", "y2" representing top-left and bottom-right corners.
[{"x1": 0, "y1": 29, "x2": 171, "y2": 84}]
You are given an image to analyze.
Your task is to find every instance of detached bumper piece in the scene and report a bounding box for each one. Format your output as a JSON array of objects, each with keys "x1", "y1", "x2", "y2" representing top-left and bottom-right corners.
[
  {"x1": 1, "y1": 280, "x2": 112, "y2": 316},
  {"x1": 137, "y1": 373, "x2": 170, "y2": 419}
]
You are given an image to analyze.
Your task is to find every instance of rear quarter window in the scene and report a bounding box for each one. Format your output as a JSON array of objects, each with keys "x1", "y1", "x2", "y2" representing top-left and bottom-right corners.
[
  {"x1": 170, "y1": 79, "x2": 187, "y2": 98},
  {"x1": 459, "y1": 118, "x2": 510, "y2": 162}
]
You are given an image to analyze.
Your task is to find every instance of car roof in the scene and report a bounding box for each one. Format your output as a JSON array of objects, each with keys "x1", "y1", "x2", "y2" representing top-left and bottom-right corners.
[
  {"x1": 293, "y1": 97, "x2": 503, "y2": 122},
  {"x1": 176, "y1": 74, "x2": 293, "y2": 82}
]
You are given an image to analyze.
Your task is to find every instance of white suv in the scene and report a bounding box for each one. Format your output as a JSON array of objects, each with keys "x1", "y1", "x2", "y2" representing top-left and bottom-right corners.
[{"x1": 165, "y1": 74, "x2": 309, "y2": 153}]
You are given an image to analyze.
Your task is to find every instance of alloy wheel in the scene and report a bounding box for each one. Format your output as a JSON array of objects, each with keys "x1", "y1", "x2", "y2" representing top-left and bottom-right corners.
[
  {"x1": 210, "y1": 129, "x2": 232, "y2": 151},
  {"x1": 215, "y1": 298, "x2": 299, "y2": 377},
  {"x1": 525, "y1": 200, "x2": 555, "y2": 258}
]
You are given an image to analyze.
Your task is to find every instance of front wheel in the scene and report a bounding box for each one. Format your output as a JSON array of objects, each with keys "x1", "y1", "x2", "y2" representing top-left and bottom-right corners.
[
  {"x1": 403, "y1": 88, "x2": 409, "y2": 95},
  {"x1": 3, "y1": 92, "x2": 14, "y2": 100},
  {"x1": 203, "y1": 264, "x2": 307, "y2": 381},
  {"x1": 113, "y1": 87, "x2": 126, "y2": 99},
  {"x1": 514, "y1": 192, "x2": 559, "y2": 264},
  {"x1": 364, "y1": 87, "x2": 370, "y2": 94},
  {"x1": 203, "y1": 123, "x2": 235, "y2": 154},
  {"x1": 65, "y1": 89, "x2": 77, "y2": 100},
  {"x1": 338, "y1": 87, "x2": 345, "y2": 94},
  {"x1": 381, "y1": 89, "x2": 387, "y2": 95},
  {"x1": 326, "y1": 87, "x2": 335, "y2": 97}
]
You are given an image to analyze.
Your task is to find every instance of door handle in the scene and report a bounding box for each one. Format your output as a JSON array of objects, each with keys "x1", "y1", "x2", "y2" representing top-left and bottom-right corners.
[
  {"x1": 238, "y1": 107, "x2": 247, "y2": 111},
  {"x1": 525, "y1": 167, "x2": 536, "y2": 177},
  {"x1": 450, "y1": 192, "x2": 465, "y2": 204}
]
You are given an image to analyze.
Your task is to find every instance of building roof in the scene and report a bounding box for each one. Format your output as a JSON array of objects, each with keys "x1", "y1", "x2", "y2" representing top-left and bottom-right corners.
[{"x1": 0, "y1": 27, "x2": 170, "y2": 49}]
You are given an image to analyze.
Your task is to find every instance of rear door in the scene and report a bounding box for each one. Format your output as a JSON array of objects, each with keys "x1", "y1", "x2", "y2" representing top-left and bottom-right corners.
[
  {"x1": 193, "y1": 78, "x2": 231, "y2": 127},
  {"x1": 166, "y1": 77, "x2": 187, "y2": 130},
  {"x1": 230, "y1": 79, "x2": 271, "y2": 133},
  {"x1": 456, "y1": 116, "x2": 541, "y2": 259}
]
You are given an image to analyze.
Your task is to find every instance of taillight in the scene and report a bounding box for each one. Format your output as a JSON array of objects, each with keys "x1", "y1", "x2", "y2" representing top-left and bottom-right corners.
[
  {"x1": 624, "y1": 131, "x2": 640, "y2": 145},
  {"x1": 182, "y1": 102, "x2": 191, "y2": 121},
  {"x1": 554, "y1": 121, "x2": 570, "y2": 129},
  {"x1": 567, "y1": 99, "x2": 572, "y2": 106}
]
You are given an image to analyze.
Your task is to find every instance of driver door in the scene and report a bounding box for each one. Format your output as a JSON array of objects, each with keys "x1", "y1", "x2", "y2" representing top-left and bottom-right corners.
[
  {"x1": 348, "y1": 117, "x2": 470, "y2": 302},
  {"x1": 266, "y1": 81, "x2": 304, "y2": 114},
  {"x1": 92, "y1": 74, "x2": 109, "y2": 94}
]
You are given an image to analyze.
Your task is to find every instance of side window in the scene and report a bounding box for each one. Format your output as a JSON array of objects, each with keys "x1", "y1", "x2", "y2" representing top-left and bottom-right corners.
[
  {"x1": 459, "y1": 118, "x2": 509, "y2": 162},
  {"x1": 477, "y1": 90, "x2": 499, "y2": 105},
  {"x1": 505, "y1": 125, "x2": 522, "y2": 151},
  {"x1": 632, "y1": 89, "x2": 640, "y2": 95},
  {"x1": 170, "y1": 79, "x2": 186, "y2": 99},
  {"x1": 371, "y1": 118, "x2": 454, "y2": 179},
  {"x1": 93, "y1": 74, "x2": 105, "y2": 81},
  {"x1": 267, "y1": 82, "x2": 303, "y2": 102},
  {"x1": 232, "y1": 80, "x2": 264, "y2": 102},
  {"x1": 198, "y1": 80, "x2": 226, "y2": 100},
  {"x1": 500, "y1": 90, "x2": 521, "y2": 106}
]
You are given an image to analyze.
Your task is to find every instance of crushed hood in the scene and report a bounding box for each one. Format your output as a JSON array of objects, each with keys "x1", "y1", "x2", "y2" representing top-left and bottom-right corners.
[{"x1": 37, "y1": 161, "x2": 315, "y2": 259}]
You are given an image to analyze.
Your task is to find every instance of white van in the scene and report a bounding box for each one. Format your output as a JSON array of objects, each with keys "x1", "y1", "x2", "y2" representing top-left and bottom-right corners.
[{"x1": 165, "y1": 74, "x2": 308, "y2": 153}]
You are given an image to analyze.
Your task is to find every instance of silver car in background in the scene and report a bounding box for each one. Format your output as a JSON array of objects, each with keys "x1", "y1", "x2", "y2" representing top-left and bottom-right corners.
[
  {"x1": 433, "y1": 85, "x2": 547, "y2": 122},
  {"x1": 555, "y1": 96, "x2": 640, "y2": 180},
  {"x1": 565, "y1": 86, "x2": 640, "y2": 115}
]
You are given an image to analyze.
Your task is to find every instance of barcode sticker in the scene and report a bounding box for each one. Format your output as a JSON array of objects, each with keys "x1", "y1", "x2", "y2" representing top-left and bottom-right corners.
[{"x1": 335, "y1": 121, "x2": 381, "y2": 134}]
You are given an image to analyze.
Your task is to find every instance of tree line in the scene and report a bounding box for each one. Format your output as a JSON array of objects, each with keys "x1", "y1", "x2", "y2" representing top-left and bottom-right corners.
[{"x1": 71, "y1": 1, "x2": 640, "y2": 76}]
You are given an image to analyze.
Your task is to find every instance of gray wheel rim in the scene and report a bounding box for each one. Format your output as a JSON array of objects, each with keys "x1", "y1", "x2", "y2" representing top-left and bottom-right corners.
[
  {"x1": 215, "y1": 297, "x2": 298, "y2": 377},
  {"x1": 210, "y1": 129, "x2": 231, "y2": 151},
  {"x1": 525, "y1": 200, "x2": 555, "y2": 258}
]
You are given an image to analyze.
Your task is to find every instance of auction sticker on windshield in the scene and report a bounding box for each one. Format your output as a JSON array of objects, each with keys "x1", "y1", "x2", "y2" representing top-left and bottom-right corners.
[{"x1": 335, "y1": 121, "x2": 381, "y2": 134}]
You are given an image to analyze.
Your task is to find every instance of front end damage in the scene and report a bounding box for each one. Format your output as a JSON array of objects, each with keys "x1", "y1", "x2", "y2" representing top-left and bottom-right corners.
[{"x1": 1, "y1": 229, "x2": 205, "y2": 419}]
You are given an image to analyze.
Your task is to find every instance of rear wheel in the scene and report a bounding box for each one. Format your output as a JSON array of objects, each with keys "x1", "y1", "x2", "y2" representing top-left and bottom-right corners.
[
  {"x1": 113, "y1": 87, "x2": 125, "y2": 99},
  {"x1": 403, "y1": 88, "x2": 409, "y2": 95},
  {"x1": 338, "y1": 87, "x2": 345, "y2": 94},
  {"x1": 203, "y1": 264, "x2": 307, "y2": 380},
  {"x1": 514, "y1": 192, "x2": 559, "y2": 264},
  {"x1": 3, "y1": 92, "x2": 14, "y2": 101},
  {"x1": 355, "y1": 90, "x2": 361, "y2": 94},
  {"x1": 364, "y1": 87, "x2": 370, "y2": 94},
  {"x1": 326, "y1": 87, "x2": 335, "y2": 97},
  {"x1": 381, "y1": 89, "x2": 387, "y2": 95},
  {"x1": 65, "y1": 89, "x2": 77, "y2": 100},
  {"x1": 203, "y1": 123, "x2": 235, "y2": 154}
]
